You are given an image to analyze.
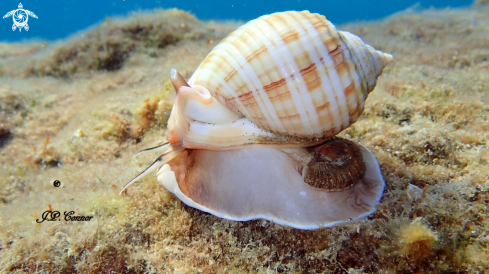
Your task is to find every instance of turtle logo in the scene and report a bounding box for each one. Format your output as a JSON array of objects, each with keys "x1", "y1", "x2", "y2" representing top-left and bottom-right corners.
[{"x1": 3, "y1": 3, "x2": 38, "y2": 32}]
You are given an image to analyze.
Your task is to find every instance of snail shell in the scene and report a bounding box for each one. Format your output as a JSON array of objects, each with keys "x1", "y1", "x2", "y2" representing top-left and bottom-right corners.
[
  {"x1": 167, "y1": 10, "x2": 392, "y2": 149},
  {"x1": 120, "y1": 11, "x2": 390, "y2": 229}
]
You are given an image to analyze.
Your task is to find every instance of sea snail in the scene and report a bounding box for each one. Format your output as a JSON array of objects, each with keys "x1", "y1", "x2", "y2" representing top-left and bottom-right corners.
[{"x1": 121, "y1": 11, "x2": 392, "y2": 229}]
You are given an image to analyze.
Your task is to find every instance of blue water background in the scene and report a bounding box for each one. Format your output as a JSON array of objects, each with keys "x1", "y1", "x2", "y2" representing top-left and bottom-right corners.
[{"x1": 0, "y1": 0, "x2": 474, "y2": 42}]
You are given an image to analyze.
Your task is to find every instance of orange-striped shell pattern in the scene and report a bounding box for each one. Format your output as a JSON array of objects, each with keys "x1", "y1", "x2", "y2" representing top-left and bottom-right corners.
[{"x1": 188, "y1": 11, "x2": 392, "y2": 140}]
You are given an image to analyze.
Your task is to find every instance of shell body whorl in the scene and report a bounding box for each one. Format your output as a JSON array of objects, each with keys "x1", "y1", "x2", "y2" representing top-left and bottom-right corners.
[{"x1": 188, "y1": 11, "x2": 392, "y2": 141}]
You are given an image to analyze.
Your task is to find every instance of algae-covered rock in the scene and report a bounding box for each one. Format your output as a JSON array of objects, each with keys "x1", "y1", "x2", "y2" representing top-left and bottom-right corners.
[
  {"x1": 3, "y1": 9, "x2": 209, "y2": 78},
  {"x1": 0, "y1": 6, "x2": 488, "y2": 274}
]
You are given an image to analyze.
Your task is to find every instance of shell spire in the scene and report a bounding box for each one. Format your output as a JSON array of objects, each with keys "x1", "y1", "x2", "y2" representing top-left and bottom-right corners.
[{"x1": 338, "y1": 31, "x2": 393, "y2": 96}]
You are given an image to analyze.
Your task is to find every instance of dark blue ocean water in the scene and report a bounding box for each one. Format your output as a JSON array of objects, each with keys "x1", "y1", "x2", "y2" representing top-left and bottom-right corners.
[{"x1": 0, "y1": 0, "x2": 474, "y2": 42}]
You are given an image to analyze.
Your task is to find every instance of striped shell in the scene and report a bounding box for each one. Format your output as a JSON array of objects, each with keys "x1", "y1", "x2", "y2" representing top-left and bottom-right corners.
[{"x1": 188, "y1": 10, "x2": 392, "y2": 140}]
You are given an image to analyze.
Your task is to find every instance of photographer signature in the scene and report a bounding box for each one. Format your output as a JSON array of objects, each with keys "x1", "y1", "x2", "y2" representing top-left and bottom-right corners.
[{"x1": 36, "y1": 211, "x2": 94, "y2": 223}]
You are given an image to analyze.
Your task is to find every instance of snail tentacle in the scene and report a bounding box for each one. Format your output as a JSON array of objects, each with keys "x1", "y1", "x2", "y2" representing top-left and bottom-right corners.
[
  {"x1": 119, "y1": 144, "x2": 185, "y2": 195},
  {"x1": 132, "y1": 142, "x2": 170, "y2": 159}
]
